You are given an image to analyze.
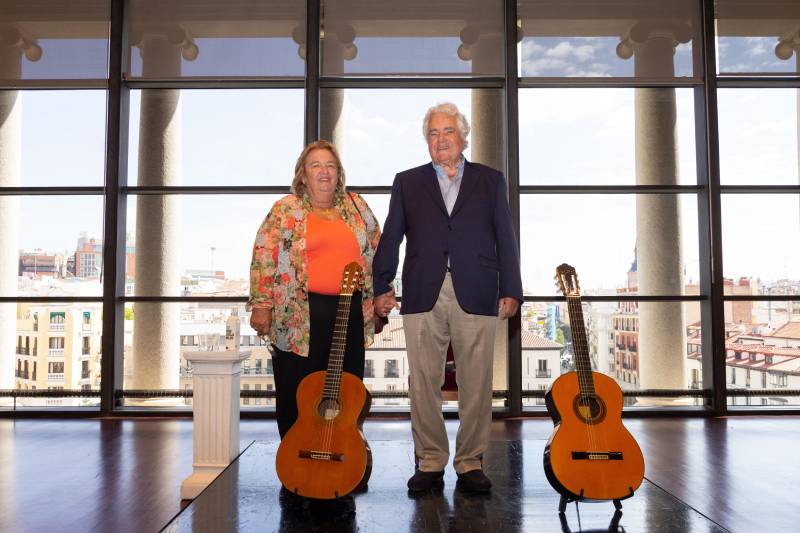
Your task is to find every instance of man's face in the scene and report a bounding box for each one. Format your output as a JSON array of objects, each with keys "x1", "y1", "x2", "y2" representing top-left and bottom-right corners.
[{"x1": 426, "y1": 112, "x2": 464, "y2": 165}]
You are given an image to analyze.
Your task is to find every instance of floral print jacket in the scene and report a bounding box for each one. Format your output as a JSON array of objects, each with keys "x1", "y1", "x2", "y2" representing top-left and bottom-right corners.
[{"x1": 247, "y1": 192, "x2": 382, "y2": 357}]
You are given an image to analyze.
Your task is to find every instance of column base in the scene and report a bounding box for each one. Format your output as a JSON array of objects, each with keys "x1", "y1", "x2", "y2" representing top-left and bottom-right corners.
[{"x1": 181, "y1": 466, "x2": 226, "y2": 500}]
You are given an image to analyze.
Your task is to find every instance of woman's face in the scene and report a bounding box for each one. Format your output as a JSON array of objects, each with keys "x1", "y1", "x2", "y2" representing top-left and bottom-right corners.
[{"x1": 303, "y1": 148, "x2": 339, "y2": 202}]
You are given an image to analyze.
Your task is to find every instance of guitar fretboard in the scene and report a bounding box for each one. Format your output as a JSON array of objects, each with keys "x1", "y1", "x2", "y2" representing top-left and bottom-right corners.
[
  {"x1": 566, "y1": 295, "x2": 596, "y2": 396},
  {"x1": 322, "y1": 293, "x2": 352, "y2": 400}
]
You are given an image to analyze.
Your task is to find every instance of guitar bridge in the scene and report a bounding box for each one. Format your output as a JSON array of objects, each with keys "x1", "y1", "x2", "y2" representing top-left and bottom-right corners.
[
  {"x1": 571, "y1": 451, "x2": 623, "y2": 460},
  {"x1": 299, "y1": 450, "x2": 344, "y2": 462}
]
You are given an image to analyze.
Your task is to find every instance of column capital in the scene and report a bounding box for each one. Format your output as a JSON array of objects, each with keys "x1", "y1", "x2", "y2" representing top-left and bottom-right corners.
[
  {"x1": 0, "y1": 24, "x2": 42, "y2": 62},
  {"x1": 322, "y1": 22, "x2": 357, "y2": 61},
  {"x1": 131, "y1": 23, "x2": 199, "y2": 62},
  {"x1": 616, "y1": 20, "x2": 693, "y2": 60},
  {"x1": 775, "y1": 28, "x2": 800, "y2": 60}
]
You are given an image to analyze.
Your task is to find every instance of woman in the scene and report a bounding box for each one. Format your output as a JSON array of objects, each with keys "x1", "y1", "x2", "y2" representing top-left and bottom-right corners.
[{"x1": 247, "y1": 140, "x2": 382, "y2": 438}]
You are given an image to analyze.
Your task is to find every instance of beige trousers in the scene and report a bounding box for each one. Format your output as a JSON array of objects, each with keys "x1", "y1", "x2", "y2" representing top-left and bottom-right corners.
[{"x1": 403, "y1": 273, "x2": 497, "y2": 474}]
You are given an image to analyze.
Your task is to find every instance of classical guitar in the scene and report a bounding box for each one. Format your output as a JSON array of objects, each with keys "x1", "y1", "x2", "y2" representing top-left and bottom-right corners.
[
  {"x1": 275, "y1": 262, "x2": 372, "y2": 499},
  {"x1": 544, "y1": 263, "x2": 644, "y2": 511}
]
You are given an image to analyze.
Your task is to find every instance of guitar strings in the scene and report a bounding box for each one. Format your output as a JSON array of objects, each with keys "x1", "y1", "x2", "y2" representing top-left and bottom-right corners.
[
  {"x1": 318, "y1": 293, "x2": 353, "y2": 457},
  {"x1": 568, "y1": 295, "x2": 603, "y2": 457}
]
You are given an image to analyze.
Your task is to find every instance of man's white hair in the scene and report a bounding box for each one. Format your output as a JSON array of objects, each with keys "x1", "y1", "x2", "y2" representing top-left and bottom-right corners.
[{"x1": 422, "y1": 102, "x2": 470, "y2": 149}]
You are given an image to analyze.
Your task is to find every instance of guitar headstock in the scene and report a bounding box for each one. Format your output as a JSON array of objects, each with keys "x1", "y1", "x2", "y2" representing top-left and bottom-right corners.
[
  {"x1": 340, "y1": 262, "x2": 364, "y2": 296},
  {"x1": 555, "y1": 263, "x2": 581, "y2": 297}
]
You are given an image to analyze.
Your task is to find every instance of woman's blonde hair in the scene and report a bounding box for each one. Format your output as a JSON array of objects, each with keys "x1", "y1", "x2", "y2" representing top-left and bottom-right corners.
[{"x1": 290, "y1": 140, "x2": 347, "y2": 197}]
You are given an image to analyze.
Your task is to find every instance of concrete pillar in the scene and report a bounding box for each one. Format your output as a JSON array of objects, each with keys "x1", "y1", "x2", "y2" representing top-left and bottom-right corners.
[
  {"x1": 130, "y1": 33, "x2": 182, "y2": 391},
  {"x1": 0, "y1": 44, "x2": 22, "y2": 390},
  {"x1": 470, "y1": 31, "x2": 507, "y2": 393},
  {"x1": 470, "y1": 31, "x2": 504, "y2": 172},
  {"x1": 320, "y1": 38, "x2": 345, "y2": 147},
  {"x1": 624, "y1": 24, "x2": 689, "y2": 390}
]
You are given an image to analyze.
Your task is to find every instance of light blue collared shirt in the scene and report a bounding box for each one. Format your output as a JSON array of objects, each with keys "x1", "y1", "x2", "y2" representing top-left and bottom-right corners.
[
  {"x1": 433, "y1": 157, "x2": 465, "y2": 269},
  {"x1": 432, "y1": 157, "x2": 465, "y2": 216}
]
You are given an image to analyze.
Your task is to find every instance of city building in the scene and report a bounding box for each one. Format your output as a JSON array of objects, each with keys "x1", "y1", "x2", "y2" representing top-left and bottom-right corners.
[{"x1": 13, "y1": 303, "x2": 102, "y2": 407}]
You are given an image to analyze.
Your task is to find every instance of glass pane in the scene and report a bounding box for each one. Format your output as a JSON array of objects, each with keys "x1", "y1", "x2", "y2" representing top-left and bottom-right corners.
[
  {"x1": 0, "y1": 196, "x2": 104, "y2": 297},
  {"x1": 368, "y1": 317, "x2": 508, "y2": 411},
  {"x1": 321, "y1": 89, "x2": 504, "y2": 186},
  {"x1": 362, "y1": 192, "x2": 509, "y2": 409},
  {"x1": 0, "y1": 0, "x2": 109, "y2": 80},
  {"x1": 127, "y1": 89, "x2": 304, "y2": 186},
  {"x1": 1, "y1": 301, "x2": 101, "y2": 410},
  {"x1": 716, "y1": 1, "x2": 800, "y2": 75},
  {"x1": 321, "y1": 0, "x2": 504, "y2": 76},
  {"x1": 519, "y1": 88, "x2": 697, "y2": 185},
  {"x1": 125, "y1": 194, "x2": 282, "y2": 296},
  {"x1": 124, "y1": 301, "x2": 276, "y2": 409},
  {"x1": 721, "y1": 300, "x2": 800, "y2": 407},
  {"x1": 718, "y1": 89, "x2": 799, "y2": 185},
  {"x1": 518, "y1": 0, "x2": 699, "y2": 78},
  {"x1": 520, "y1": 194, "x2": 700, "y2": 296},
  {"x1": 722, "y1": 195, "x2": 800, "y2": 294},
  {"x1": 127, "y1": 0, "x2": 305, "y2": 78},
  {"x1": 521, "y1": 301, "x2": 703, "y2": 410},
  {"x1": 0, "y1": 90, "x2": 107, "y2": 187}
]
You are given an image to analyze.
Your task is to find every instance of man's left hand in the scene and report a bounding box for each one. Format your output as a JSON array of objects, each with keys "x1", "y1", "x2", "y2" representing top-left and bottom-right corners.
[{"x1": 498, "y1": 297, "x2": 519, "y2": 320}]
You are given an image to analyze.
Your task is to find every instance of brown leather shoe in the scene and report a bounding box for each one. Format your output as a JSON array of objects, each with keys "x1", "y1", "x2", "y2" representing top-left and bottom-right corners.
[
  {"x1": 456, "y1": 469, "x2": 492, "y2": 493},
  {"x1": 407, "y1": 469, "x2": 445, "y2": 492}
]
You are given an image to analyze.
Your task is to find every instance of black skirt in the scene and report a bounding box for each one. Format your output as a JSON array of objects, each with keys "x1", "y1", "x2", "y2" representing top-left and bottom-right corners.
[{"x1": 271, "y1": 291, "x2": 365, "y2": 438}]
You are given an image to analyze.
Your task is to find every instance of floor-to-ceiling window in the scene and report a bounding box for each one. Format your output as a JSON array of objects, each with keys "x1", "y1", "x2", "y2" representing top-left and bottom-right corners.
[
  {"x1": 0, "y1": 1, "x2": 109, "y2": 408},
  {"x1": 2, "y1": 0, "x2": 798, "y2": 415}
]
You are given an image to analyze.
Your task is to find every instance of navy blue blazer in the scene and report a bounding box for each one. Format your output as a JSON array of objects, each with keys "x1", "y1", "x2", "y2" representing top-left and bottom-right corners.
[{"x1": 373, "y1": 161, "x2": 523, "y2": 316}]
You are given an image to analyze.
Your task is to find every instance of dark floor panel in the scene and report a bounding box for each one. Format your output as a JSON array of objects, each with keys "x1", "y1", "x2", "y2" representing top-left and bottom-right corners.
[{"x1": 165, "y1": 440, "x2": 727, "y2": 533}]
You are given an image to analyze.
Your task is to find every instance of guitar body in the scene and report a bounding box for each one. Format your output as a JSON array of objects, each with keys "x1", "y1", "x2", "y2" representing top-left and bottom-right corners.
[
  {"x1": 544, "y1": 371, "x2": 644, "y2": 502},
  {"x1": 276, "y1": 370, "x2": 372, "y2": 499}
]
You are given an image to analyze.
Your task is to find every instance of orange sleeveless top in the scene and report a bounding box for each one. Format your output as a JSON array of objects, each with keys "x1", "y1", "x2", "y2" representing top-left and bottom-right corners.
[{"x1": 306, "y1": 212, "x2": 361, "y2": 295}]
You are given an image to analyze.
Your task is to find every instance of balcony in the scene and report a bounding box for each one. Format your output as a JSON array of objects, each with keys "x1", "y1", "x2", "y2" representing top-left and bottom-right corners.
[
  {"x1": 81, "y1": 370, "x2": 90, "y2": 380},
  {"x1": 535, "y1": 369, "x2": 552, "y2": 378},
  {"x1": 49, "y1": 323, "x2": 65, "y2": 332},
  {"x1": 15, "y1": 370, "x2": 30, "y2": 379},
  {"x1": 47, "y1": 373, "x2": 65, "y2": 382},
  {"x1": 16, "y1": 347, "x2": 29, "y2": 356},
  {"x1": 48, "y1": 349, "x2": 65, "y2": 357}
]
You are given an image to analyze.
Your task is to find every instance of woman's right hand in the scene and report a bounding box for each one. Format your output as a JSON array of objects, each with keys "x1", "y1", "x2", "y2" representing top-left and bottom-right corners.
[{"x1": 250, "y1": 307, "x2": 272, "y2": 338}]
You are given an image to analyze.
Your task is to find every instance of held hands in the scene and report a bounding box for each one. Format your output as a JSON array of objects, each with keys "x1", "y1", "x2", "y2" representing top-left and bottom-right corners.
[
  {"x1": 498, "y1": 297, "x2": 519, "y2": 320},
  {"x1": 374, "y1": 290, "x2": 399, "y2": 318},
  {"x1": 250, "y1": 307, "x2": 272, "y2": 338}
]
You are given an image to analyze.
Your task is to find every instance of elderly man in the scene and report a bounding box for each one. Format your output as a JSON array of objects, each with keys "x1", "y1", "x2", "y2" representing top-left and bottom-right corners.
[{"x1": 373, "y1": 102, "x2": 523, "y2": 493}]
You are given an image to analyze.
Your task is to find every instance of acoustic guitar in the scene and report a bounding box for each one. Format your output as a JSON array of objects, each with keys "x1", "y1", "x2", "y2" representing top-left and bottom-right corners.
[
  {"x1": 275, "y1": 262, "x2": 372, "y2": 499},
  {"x1": 544, "y1": 263, "x2": 644, "y2": 511}
]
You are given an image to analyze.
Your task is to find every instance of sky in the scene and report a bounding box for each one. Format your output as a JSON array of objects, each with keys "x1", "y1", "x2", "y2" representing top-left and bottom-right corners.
[{"x1": 9, "y1": 32, "x2": 800, "y2": 297}]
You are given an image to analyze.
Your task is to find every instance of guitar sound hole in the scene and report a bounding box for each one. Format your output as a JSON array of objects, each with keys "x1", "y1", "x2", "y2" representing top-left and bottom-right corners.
[
  {"x1": 318, "y1": 398, "x2": 341, "y2": 421},
  {"x1": 572, "y1": 394, "x2": 607, "y2": 424}
]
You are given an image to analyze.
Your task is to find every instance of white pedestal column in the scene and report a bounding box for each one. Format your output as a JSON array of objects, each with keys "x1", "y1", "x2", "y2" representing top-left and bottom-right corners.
[{"x1": 180, "y1": 349, "x2": 250, "y2": 500}]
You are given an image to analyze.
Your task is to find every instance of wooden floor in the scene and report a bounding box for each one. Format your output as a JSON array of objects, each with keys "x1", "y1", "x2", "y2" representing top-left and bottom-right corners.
[{"x1": 0, "y1": 417, "x2": 797, "y2": 532}]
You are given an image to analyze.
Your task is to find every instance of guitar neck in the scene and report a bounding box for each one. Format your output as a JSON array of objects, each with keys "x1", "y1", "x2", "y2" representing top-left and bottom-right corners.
[
  {"x1": 566, "y1": 295, "x2": 595, "y2": 396},
  {"x1": 322, "y1": 293, "x2": 352, "y2": 400}
]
